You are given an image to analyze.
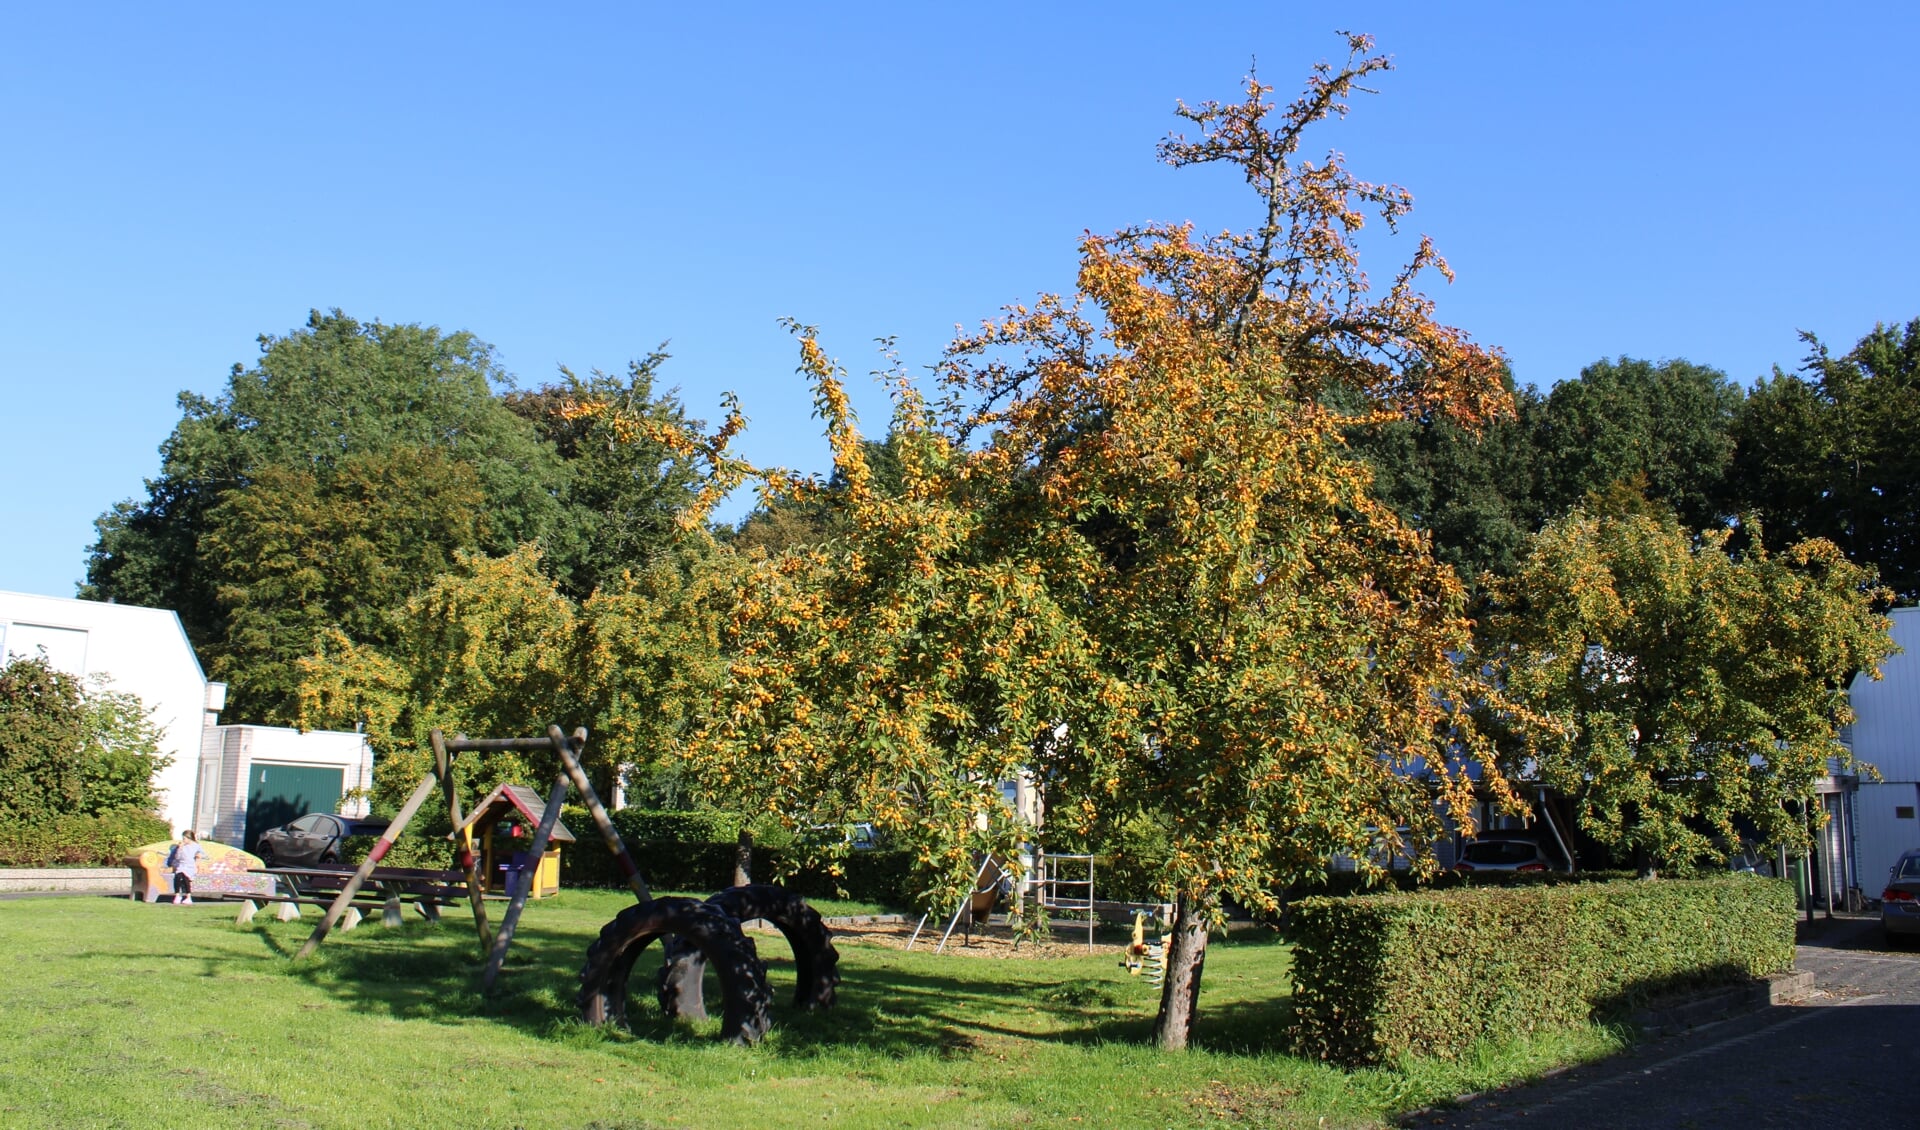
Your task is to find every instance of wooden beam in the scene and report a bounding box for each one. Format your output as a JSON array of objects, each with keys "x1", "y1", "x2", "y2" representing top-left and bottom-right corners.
[
  {"x1": 480, "y1": 770, "x2": 570, "y2": 992},
  {"x1": 294, "y1": 766, "x2": 440, "y2": 960},
  {"x1": 546, "y1": 725, "x2": 651, "y2": 902},
  {"x1": 434, "y1": 729, "x2": 492, "y2": 955}
]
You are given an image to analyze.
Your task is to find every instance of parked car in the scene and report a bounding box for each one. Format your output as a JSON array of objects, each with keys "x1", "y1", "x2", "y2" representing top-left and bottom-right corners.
[
  {"x1": 1881, "y1": 850, "x2": 1920, "y2": 944},
  {"x1": 1452, "y1": 832, "x2": 1566, "y2": 874},
  {"x1": 255, "y1": 813, "x2": 390, "y2": 867}
]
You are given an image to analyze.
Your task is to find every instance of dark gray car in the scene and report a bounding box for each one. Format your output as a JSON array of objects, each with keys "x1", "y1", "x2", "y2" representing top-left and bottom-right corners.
[
  {"x1": 1882, "y1": 849, "x2": 1920, "y2": 943},
  {"x1": 255, "y1": 813, "x2": 390, "y2": 867},
  {"x1": 1452, "y1": 831, "x2": 1567, "y2": 874}
]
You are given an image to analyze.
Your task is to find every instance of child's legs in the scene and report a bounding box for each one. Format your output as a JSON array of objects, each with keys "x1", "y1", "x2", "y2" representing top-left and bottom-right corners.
[{"x1": 174, "y1": 874, "x2": 192, "y2": 898}]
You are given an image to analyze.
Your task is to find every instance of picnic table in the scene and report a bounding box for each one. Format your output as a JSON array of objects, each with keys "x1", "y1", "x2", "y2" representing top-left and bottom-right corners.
[{"x1": 235, "y1": 863, "x2": 480, "y2": 928}]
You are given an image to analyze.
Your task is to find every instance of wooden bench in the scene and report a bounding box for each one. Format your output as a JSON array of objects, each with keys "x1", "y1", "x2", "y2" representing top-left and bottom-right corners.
[{"x1": 237, "y1": 865, "x2": 472, "y2": 928}]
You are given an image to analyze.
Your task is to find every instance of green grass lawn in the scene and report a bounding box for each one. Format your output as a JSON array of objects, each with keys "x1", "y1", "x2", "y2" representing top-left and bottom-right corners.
[{"x1": 0, "y1": 891, "x2": 1626, "y2": 1129}]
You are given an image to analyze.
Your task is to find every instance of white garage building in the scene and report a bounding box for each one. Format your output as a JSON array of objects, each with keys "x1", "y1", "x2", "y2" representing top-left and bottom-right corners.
[
  {"x1": 0, "y1": 590, "x2": 370, "y2": 846},
  {"x1": 1848, "y1": 606, "x2": 1920, "y2": 898}
]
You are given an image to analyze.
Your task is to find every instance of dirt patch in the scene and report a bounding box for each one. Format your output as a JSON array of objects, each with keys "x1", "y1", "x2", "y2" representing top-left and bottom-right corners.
[{"x1": 791, "y1": 919, "x2": 1118, "y2": 960}]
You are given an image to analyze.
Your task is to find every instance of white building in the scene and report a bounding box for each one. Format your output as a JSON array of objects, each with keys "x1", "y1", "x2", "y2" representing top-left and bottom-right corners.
[
  {"x1": 196, "y1": 724, "x2": 372, "y2": 849},
  {"x1": 1847, "y1": 606, "x2": 1920, "y2": 896},
  {"x1": 0, "y1": 590, "x2": 371, "y2": 846},
  {"x1": 1, "y1": 590, "x2": 221, "y2": 835}
]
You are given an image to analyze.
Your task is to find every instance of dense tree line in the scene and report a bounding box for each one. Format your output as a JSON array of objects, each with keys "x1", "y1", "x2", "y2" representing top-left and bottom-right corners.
[
  {"x1": 84, "y1": 311, "x2": 702, "y2": 725},
  {"x1": 1352, "y1": 323, "x2": 1920, "y2": 600}
]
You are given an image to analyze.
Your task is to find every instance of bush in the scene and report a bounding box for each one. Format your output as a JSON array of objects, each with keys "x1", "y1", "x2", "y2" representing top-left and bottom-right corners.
[
  {"x1": 1287, "y1": 876, "x2": 1796, "y2": 1066},
  {"x1": 608, "y1": 808, "x2": 747, "y2": 844},
  {"x1": 0, "y1": 809, "x2": 173, "y2": 867},
  {"x1": 1288, "y1": 867, "x2": 1642, "y2": 903},
  {"x1": 549, "y1": 807, "x2": 914, "y2": 908}
]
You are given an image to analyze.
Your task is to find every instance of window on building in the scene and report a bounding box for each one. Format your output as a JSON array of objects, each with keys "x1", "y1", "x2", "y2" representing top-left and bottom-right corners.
[
  {"x1": 1897, "y1": 806, "x2": 1915, "y2": 820},
  {"x1": 1, "y1": 622, "x2": 89, "y2": 675}
]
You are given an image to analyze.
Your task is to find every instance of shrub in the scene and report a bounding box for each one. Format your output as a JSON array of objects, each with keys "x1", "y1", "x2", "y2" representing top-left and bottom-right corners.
[
  {"x1": 0, "y1": 809, "x2": 173, "y2": 866},
  {"x1": 0, "y1": 656, "x2": 169, "y2": 823},
  {"x1": 608, "y1": 808, "x2": 746, "y2": 844},
  {"x1": 1287, "y1": 875, "x2": 1796, "y2": 1066},
  {"x1": 1288, "y1": 867, "x2": 1642, "y2": 903},
  {"x1": 549, "y1": 807, "x2": 915, "y2": 908}
]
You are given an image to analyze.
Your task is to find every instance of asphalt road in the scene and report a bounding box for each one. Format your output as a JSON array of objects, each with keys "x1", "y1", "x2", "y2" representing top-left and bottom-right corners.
[{"x1": 1417, "y1": 916, "x2": 1920, "y2": 1129}]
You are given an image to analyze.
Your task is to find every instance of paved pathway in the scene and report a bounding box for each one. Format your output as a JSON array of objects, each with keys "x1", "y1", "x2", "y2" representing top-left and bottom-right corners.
[{"x1": 1417, "y1": 916, "x2": 1920, "y2": 1129}]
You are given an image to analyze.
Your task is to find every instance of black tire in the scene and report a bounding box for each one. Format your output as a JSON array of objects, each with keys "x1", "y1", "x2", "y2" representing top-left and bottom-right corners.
[
  {"x1": 578, "y1": 897, "x2": 771, "y2": 1045},
  {"x1": 258, "y1": 844, "x2": 275, "y2": 866},
  {"x1": 657, "y1": 884, "x2": 840, "y2": 1020}
]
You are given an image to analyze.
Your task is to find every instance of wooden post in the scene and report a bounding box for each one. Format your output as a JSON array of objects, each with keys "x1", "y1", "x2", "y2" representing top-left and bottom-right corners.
[
  {"x1": 545, "y1": 725, "x2": 650, "y2": 902},
  {"x1": 434, "y1": 730, "x2": 492, "y2": 954},
  {"x1": 733, "y1": 829, "x2": 753, "y2": 888},
  {"x1": 480, "y1": 770, "x2": 571, "y2": 992},
  {"x1": 295, "y1": 766, "x2": 441, "y2": 959}
]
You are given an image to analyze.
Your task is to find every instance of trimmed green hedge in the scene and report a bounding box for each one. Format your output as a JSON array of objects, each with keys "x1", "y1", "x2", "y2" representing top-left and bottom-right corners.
[
  {"x1": 0, "y1": 809, "x2": 173, "y2": 866},
  {"x1": 1292, "y1": 868, "x2": 1642, "y2": 902},
  {"x1": 608, "y1": 809, "x2": 747, "y2": 845},
  {"x1": 559, "y1": 832, "x2": 915, "y2": 908},
  {"x1": 1288, "y1": 876, "x2": 1796, "y2": 1066}
]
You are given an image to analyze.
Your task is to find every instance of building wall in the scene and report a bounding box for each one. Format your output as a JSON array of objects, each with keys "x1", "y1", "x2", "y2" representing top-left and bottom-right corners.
[
  {"x1": 1848, "y1": 607, "x2": 1920, "y2": 893},
  {"x1": 197, "y1": 724, "x2": 373, "y2": 845},
  {"x1": 0, "y1": 590, "x2": 217, "y2": 835}
]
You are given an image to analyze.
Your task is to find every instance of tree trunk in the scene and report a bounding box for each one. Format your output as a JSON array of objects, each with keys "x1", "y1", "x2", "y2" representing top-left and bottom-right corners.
[
  {"x1": 1152, "y1": 894, "x2": 1210, "y2": 1050},
  {"x1": 733, "y1": 829, "x2": 753, "y2": 888}
]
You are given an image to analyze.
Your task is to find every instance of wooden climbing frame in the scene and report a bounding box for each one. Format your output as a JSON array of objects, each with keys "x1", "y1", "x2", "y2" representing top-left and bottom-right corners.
[{"x1": 291, "y1": 724, "x2": 652, "y2": 992}]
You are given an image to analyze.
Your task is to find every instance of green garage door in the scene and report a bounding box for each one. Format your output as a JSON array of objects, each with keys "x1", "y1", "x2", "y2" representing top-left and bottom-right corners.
[{"x1": 245, "y1": 764, "x2": 345, "y2": 852}]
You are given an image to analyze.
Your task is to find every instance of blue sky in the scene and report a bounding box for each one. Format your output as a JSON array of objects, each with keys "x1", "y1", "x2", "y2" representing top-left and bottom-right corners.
[{"x1": 3, "y1": 3, "x2": 1916, "y2": 600}]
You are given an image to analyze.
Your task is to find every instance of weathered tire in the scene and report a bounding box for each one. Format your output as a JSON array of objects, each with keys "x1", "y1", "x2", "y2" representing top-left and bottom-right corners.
[
  {"x1": 657, "y1": 884, "x2": 840, "y2": 1021},
  {"x1": 578, "y1": 897, "x2": 771, "y2": 1045}
]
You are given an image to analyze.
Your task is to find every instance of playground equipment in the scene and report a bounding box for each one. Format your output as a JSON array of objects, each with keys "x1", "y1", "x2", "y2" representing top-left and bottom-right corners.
[
  {"x1": 1028, "y1": 851, "x2": 1098, "y2": 952},
  {"x1": 567, "y1": 881, "x2": 843, "y2": 1043},
  {"x1": 453, "y1": 782, "x2": 579, "y2": 898},
  {"x1": 271, "y1": 722, "x2": 836, "y2": 1045},
  {"x1": 1121, "y1": 908, "x2": 1171, "y2": 984},
  {"x1": 291, "y1": 725, "x2": 647, "y2": 990},
  {"x1": 578, "y1": 896, "x2": 775, "y2": 1044},
  {"x1": 907, "y1": 853, "x2": 1011, "y2": 953}
]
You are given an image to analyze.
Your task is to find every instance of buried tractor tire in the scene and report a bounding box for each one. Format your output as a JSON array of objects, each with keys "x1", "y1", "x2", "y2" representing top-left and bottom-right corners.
[
  {"x1": 577, "y1": 897, "x2": 772, "y2": 1045},
  {"x1": 657, "y1": 884, "x2": 841, "y2": 1023}
]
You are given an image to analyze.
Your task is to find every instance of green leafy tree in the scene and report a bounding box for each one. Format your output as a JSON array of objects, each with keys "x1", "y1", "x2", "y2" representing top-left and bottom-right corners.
[
  {"x1": 84, "y1": 310, "x2": 565, "y2": 722},
  {"x1": 1534, "y1": 357, "x2": 1743, "y2": 530},
  {"x1": 578, "y1": 536, "x2": 736, "y2": 808},
  {"x1": 297, "y1": 545, "x2": 582, "y2": 815},
  {"x1": 197, "y1": 446, "x2": 492, "y2": 723},
  {"x1": 1352, "y1": 374, "x2": 1545, "y2": 580},
  {"x1": 503, "y1": 353, "x2": 706, "y2": 600},
  {"x1": 674, "y1": 39, "x2": 1520, "y2": 1049},
  {"x1": 1482, "y1": 502, "x2": 1896, "y2": 871},
  {"x1": 0, "y1": 655, "x2": 169, "y2": 820},
  {"x1": 1730, "y1": 319, "x2": 1920, "y2": 600}
]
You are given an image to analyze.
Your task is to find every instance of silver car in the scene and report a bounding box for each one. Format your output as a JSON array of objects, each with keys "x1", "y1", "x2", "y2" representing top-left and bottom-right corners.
[
  {"x1": 1882, "y1": 850, "x2": 1920, "y2": 944},
  {"x1": 1452, "y1": 832, "x2": 1567, "y2": 874}
]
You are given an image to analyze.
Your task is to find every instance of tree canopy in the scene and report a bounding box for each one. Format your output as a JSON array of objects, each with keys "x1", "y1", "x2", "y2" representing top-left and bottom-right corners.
[
  {"x1": 85, "y1": 310, "x2": 701, "y2": 724},
  {"x1": 1482, "y1": 500, "x2": 1894, "y2": 871},
  {"x1": 1730, "y1": 319, "x2": 1920, "y2": 600},
  {"x1": 666, "y1": 37, "x2": 1520, "y2": 1048}
]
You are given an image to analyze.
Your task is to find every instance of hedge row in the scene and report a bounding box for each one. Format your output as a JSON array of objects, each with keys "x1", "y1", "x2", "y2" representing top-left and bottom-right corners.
[
  {"x1": 1295, "y1": 868, "x2": 1642, "y2": 902},
  {"x1": 0, "y1": 809, "x2": 174, "y2": 867},
  {"x1": 559, "y1": 834, "x2": 916, "y2": 908},
  {"x1": 1288, "y1": 876, "x2": 1796, "y2": 1066}
]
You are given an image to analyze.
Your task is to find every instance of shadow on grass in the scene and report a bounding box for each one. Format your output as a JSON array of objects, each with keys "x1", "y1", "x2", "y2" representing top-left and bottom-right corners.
[{"x1": 220, "y1": 910, "x2": 1298, "y2": 1060}]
